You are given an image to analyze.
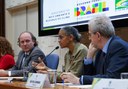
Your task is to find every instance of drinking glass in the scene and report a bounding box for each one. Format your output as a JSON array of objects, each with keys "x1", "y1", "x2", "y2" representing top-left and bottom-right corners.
[
  {"x1": 23, "y1": 70, "x2": 29, "y2": 81},
  {"x1": 47, "y1": 69, "x2": 57, "y2": 87}
]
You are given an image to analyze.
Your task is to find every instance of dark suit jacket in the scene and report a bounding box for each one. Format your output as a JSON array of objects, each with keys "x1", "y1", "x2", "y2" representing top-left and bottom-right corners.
[
  {"x1": 82, "y1": 36, "x2": 128, "y2": 84},
  {"x1": 10, "y1": 46, "x2": 45, "y2": 76}
]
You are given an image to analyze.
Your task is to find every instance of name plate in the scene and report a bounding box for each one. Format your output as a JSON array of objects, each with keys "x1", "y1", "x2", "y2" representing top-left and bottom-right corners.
[
  {"x1": 26, "y1": 73, "x2": 47, "y2": 88},
  {"x1": 92, "y1": 78, "x2": 128, "y2": 89}
]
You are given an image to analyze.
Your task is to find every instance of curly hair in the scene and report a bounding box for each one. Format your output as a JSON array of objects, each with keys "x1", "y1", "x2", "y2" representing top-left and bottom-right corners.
[{"x1": 0, "y1": 37, "x2": 14, "y2": 56}]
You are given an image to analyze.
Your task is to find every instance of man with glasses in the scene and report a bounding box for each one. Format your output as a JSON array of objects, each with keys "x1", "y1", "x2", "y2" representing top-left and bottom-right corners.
[{"x1": 60, "y1": 15, "x2": 128, "y2": 84}]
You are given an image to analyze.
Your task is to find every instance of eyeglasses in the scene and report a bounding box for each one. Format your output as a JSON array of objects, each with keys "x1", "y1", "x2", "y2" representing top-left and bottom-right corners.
[
  {"x1": 58, "y1": 35, "x2": 64, "y2": 40},
  {"x1": 87, "y1": 32, "x2": 96, "y2": 37},
  {"x1": 58, "y1": 35, "x2": 67, "y2": 40},
  {"x1": 58, "y1": 34, "x2": 69, "y2": 40}
]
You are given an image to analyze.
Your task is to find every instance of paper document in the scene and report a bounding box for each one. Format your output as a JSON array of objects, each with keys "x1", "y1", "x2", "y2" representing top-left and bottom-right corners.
[
  {"x1": 0, "y1": 77, "x2": 23, "y2": 80},
  {"x1": 69, "y1": 85, "x2": 92, "y2": 88},
  {"x1": 57, "y1": 83, "x2": 92, "y2": 88}
]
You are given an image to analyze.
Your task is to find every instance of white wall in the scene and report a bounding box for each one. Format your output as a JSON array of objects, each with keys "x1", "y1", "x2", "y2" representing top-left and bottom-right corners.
[{"x1": 5, "y1": 0, "x2": 67, "y2": 71}]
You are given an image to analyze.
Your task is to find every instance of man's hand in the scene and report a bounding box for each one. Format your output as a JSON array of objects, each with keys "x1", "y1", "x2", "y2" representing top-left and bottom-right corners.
[
  {"x1": 0, "y1": 69, "x2": 8, "y2": 77},
  {"x1": 60, "y1": 72, "x2": 80, "y2": 84},
  {"x1": 87, "y1": 43, "x2": 98, "y2": 59}
]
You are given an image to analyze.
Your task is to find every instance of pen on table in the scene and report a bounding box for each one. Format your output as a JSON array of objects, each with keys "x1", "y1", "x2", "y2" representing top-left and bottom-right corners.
[{"x1": 62, "y1": 65, "x2": 65, "y2": 85}]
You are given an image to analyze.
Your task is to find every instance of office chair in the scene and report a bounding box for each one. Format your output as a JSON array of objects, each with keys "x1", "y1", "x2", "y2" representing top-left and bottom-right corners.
[{"x1": 45, "y1": 54, "x2": 59, "y2": 69}]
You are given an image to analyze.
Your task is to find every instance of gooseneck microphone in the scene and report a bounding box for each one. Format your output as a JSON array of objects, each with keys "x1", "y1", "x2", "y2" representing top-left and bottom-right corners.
[
  {"x1": 33, "y1": 46, "x2": 59, "y2": 63},
  {"x1": 45, "y1": 46, "x2": 59, "y2": 60},
  {"x1": 22, "y1": 46, "x2": 59, "y2": 81}
]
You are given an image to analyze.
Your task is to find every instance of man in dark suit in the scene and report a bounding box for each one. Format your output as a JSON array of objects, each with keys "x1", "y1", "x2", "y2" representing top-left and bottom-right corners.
[
  {"x1": 60, "y1": 15, "x2": 128, "y2": 84},
  {"x1": 0, "y1": 31, "x2": 45, "y2": 76}
]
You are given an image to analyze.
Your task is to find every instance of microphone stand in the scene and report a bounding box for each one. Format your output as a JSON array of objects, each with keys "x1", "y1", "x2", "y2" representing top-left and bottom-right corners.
[{"x1": 22, "y1": 46, "x2": 59, "y2": 81}]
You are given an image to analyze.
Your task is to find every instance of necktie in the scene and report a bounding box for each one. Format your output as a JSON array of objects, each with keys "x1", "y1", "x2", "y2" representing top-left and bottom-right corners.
[
  {"x1": 21, "y1": 54, "x2": 28, "y2": 68},
  {"x1": 99, "y1": 51, "x2": 106, "y2": 74}
]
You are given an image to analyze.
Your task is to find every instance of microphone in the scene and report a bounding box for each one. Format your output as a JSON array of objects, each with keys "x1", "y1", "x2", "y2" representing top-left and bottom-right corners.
[
  {"x1": 45, "y1": 46, "x2": 59, "y2": 60},
  {"x1": 34, "y1": 46, "x2": 59, "y2": 63},
  {"x1": 22, "y1": 46, "x2": 59, "y2": 81}
]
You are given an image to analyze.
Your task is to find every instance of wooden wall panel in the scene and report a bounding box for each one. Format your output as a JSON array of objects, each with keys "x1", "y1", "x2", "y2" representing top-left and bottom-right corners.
[{"x1": 0, "y1": 0, "x2": 5, "y2": 36}]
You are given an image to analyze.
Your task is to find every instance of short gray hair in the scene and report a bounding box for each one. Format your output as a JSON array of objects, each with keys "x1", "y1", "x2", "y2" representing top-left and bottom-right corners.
[{"x1": 88, "y1": 15, "x2": 115, "y2": 38}]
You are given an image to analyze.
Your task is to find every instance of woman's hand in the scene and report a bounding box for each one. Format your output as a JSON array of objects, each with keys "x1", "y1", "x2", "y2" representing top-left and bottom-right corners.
[{"x1": 32, "y1": 57, "x2": 49, "y2": 74}]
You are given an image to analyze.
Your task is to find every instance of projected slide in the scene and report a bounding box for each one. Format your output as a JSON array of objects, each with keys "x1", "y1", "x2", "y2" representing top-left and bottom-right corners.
[{"x1": 41, "y1": 0, "x2": 128, "y2": 30}]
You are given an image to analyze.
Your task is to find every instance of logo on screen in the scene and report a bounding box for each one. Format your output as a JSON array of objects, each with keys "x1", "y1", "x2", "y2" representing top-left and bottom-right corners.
[
  {"x1": 115, "y1": 0, "x2": 128, "y2": 10},
  {"x1": 74, "y1": 1, "x2": 109, "y2": 16}
]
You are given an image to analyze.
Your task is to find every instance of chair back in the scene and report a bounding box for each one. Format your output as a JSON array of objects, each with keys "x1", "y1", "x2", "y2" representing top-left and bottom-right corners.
[{"x1": 45, "y1": 54, "x2": 59, "y2": 69}]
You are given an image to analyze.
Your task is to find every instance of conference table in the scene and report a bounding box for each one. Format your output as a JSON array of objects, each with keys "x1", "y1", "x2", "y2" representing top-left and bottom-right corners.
[{"x1": 0, "y1": 79, "x2": 91, "y2": 89}]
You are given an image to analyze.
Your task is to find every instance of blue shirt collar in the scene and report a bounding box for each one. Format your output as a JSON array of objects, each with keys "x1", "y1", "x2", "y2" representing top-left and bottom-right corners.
[{"x1": 102, "y1": 37, "x2": 112, "y2": 54}]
